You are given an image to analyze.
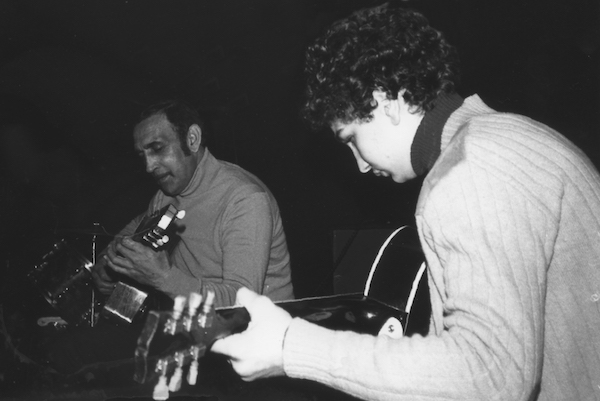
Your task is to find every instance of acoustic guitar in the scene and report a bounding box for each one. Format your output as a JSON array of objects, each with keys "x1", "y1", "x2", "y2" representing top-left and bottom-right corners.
[{"x1": 133, "y1": 226, "x2": 430, "y2": 400}]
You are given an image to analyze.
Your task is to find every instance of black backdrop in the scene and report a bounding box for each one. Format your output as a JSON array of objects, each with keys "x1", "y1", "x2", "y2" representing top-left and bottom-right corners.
[{"x1": 0, "y1": 0, "x2": 598, "y2": 298}]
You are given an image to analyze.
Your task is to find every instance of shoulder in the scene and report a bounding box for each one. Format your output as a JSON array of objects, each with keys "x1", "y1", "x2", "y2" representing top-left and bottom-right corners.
[
  {"x1": 420, "y1": 110, "x2": 592, "y2": 217},
  {"x1": 443, "y1": 95, "x2": 577, "y2": 160},
  {"x1": 444, "y1": 109, "x2": 586, "y2": 177},
  {"x1": 214, "y1": 159, "x2": 273, "y2": 199}
]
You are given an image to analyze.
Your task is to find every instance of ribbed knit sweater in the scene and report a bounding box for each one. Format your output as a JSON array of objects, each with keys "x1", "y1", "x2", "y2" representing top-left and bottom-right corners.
[{"x1": 282, "y1": 95, "x2": 600, "y2": 400}]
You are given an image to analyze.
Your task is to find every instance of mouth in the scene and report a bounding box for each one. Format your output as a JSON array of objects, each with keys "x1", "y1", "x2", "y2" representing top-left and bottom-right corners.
[
  {"x1": 373, "y1": 170, "x2": 389, "y2": 178},
  {"x1": 153, "y1": 173, "x2": 170, "y2": 183}
]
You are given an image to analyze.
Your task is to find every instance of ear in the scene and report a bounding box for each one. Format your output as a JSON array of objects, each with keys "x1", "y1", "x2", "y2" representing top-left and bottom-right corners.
[
  {"x1": 186, "y1": 124, "x2": 202, "y2": 153},
  {"x1": 372, "y1": 90, "x2": 402, "y2": 126}
]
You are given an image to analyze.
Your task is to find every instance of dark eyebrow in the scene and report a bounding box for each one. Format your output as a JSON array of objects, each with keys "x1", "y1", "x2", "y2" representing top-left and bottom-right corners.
[
  {"x1": 134, "y1": 139, "x2": 162, "y2": 153},
  {"x1": 146, "y1": 140, "x2": 161, "y2": 149},
  {"x1": 333, "y1": 128, "x2": 345, "y2": 143},
  {"x1": 334, "y1": 128, "x2": 352, "y2": 144}
]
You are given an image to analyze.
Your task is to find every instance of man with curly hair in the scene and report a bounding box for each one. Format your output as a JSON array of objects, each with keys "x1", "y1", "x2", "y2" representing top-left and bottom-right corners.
[{"x1": 213, "y1": 4, "x2": 600, "y2": 400}]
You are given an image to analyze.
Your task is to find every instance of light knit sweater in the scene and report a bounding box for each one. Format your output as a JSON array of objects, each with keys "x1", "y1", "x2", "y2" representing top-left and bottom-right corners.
[
  {"x1": 117, "y1": 149, "x2": 294, "y2": 307},
  {"x1": 282, "y1": 95, "x2": 600, "y2": 400}
]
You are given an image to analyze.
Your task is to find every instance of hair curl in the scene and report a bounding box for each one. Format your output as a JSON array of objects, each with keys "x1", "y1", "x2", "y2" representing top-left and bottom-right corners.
[
  {"x1": 302, "y1": 4, "x2": 459, "y2": 131},
  {"x1": 139, "y1": 99, "x2": 206, "y2": 155}
]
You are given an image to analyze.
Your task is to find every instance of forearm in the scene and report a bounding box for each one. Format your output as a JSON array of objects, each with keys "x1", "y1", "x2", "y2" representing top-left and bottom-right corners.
[{"x1": 283, "y1": 317, "x2": 534, "y2": 401}]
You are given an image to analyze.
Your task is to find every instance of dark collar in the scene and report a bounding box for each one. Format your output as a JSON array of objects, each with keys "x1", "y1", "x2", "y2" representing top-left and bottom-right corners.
[{"x1": 410, "y1": 92, "x2": 464, "y2": 176}]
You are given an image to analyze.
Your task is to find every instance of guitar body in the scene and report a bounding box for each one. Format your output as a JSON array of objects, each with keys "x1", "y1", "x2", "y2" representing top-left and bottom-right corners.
[
  {"x1": 269, "y1": 293, "x2": 406, "y2": 335},
  {"x1": 101, "y1": 204, "x2": 184, "y2": 324},
  {"x1": 334, "y1": 226, "x2": 430, "y2": 336}
]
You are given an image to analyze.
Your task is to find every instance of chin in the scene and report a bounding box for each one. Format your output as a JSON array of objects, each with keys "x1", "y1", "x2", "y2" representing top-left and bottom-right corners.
[
  {"x1": 159, "y1": 184, "x2": 177, "y2": 197},
  {"x1": 391, "y1": 175, "x2": 411, "y2": 184}
]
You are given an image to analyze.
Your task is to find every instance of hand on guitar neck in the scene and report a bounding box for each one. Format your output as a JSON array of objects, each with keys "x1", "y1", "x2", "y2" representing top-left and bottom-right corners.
[
  {"x1": 92, "y1": 205, "x2": 184, "y2": 295},
  {"x1": 134, "y1": 290, "x2": 251, "y2": 400},
  {"x1": 104, "y1": 237, "x2": 172, "y2": 289},
  {"x1": 92, "y1": 204, "x2": 185, "y2": 324},
  {"x1": 210, "y1": 288, "x2": 291, "y2": 380},
  {"x1": 105, "y1": 204, "x2": 185, "y2": 287}
]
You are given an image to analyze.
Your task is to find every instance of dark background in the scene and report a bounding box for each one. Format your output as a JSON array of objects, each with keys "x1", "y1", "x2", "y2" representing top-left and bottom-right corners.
[{"x1": 0, "y1": 0, "x2": 598, "y2": 298}]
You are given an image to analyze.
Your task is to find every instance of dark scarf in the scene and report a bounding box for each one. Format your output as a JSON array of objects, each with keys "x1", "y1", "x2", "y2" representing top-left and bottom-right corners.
[{"x1": 410, "y1": 92, "x2": 464, "y2": 176}]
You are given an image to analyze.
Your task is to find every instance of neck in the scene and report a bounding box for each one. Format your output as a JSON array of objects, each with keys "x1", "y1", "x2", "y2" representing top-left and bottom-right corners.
[{"x1": 195, "y1": 146, "x2": 205, "y2": 164}]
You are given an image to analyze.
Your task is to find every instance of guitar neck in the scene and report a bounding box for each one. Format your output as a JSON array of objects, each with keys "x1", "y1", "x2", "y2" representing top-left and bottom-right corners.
[{"x1": 134, "y1": 292, "x2": 406, "y2": 386}]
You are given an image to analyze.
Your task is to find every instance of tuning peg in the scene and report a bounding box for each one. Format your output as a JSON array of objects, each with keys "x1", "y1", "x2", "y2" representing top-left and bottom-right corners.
[
  {"x1": 184, "y1": 292, "x2": 202, "y2": 332},
  {"x1": 188, "y1": 292, "x2": 202, "y2": 315},
  {"x1": 187, "y1": 360, "x2": 198, "y2": 386},
  {"x1": 168, "y1": 367, "x2": 182, "y2": 393},
  {"x1": 148, "y1": 237, "x2": 161, "y2": 249},
  {"x1": 165, "y1": 295, "x2": 186, "y2": 335},
  {"x1": 173, "y1": 295, "x2": 186, "y2": 318},
  {"x1": 168, "y1": 352, "x2": 184, "y2": 392},
  {"x1": 153, "y1": 375, "x2": 169, "y2": 400},
  {"x1": 153, "y1": 359, "x2": 170, "y2": 400},
  {"x1": 198, "y1": 290, "x2": 215, "y2": 328},
  {"x1": 152, "y1": 233, "x2": 169, "y2": 247},
  {"x1": 186, "y1": 346, "x2": 201, "y2": 385}
]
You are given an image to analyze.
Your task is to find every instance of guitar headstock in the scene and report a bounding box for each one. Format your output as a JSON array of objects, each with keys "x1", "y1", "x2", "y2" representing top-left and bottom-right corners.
[
  {"x1": 132, "y1": 204, "x2": 186, "y2": 250},
  {"x1": 134, "y1": 290, "x2": 250, "y2": 400}
]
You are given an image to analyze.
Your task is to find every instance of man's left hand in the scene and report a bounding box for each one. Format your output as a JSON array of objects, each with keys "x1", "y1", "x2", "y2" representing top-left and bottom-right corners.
[
  {"x1": 211, "y1": 287, "x2": 292, "y2": 381},
  {"x1": 104, "y1": 236, "x2": 171, "y2": 288}
]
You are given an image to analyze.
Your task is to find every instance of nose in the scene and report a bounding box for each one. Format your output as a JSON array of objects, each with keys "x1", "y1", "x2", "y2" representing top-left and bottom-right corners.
[
  {"x1": 144, "y1": 155, "x2": 157, "y2": 173},
  {"x1": 356, "y1": 157, "x2": 371, "y2": 173},
  {"x1": 349, "y1": 146, "x2": 371, "y2": 174}
]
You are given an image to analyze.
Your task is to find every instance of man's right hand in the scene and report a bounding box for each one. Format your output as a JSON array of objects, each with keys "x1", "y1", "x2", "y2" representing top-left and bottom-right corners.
[{"x1": 91, "y1": 256, "x2": 117, "y2": 296}]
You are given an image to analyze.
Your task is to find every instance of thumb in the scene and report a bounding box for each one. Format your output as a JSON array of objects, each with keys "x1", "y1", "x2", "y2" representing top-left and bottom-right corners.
[{"x1": 236, "y1": 287, "x2": 260, "y2": 308}]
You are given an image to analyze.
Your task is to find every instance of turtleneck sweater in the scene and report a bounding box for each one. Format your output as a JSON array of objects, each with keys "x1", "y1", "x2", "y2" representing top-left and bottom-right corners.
[
  {"x1": 282, "y1": 95, "x2": 600, "y2": 401},
  {"x1": 410, "y1": 92, "x2": 463, "y2": 176},
  {"x1": 118, "y1": 148, "x2": 294, "y2": 307}
]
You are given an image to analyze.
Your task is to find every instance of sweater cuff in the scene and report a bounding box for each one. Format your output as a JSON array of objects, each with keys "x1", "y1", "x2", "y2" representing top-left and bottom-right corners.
[{"x1": 283, "y1": 318, "x2": 340, "y2": 382}]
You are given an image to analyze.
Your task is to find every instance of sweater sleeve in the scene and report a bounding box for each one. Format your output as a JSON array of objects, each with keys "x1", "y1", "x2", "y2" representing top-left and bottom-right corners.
[{"x1": 283, "y1": 125, "x2": 559, "y2": 400}]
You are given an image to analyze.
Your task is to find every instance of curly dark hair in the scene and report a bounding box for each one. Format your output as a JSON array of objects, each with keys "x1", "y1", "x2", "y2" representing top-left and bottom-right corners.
[
  {"x1": 302, "y1": 3, "x2": 459, "y2": 131},
  {"x1": 139, "y1": 99, "x2": 206, "y2": 155}
]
